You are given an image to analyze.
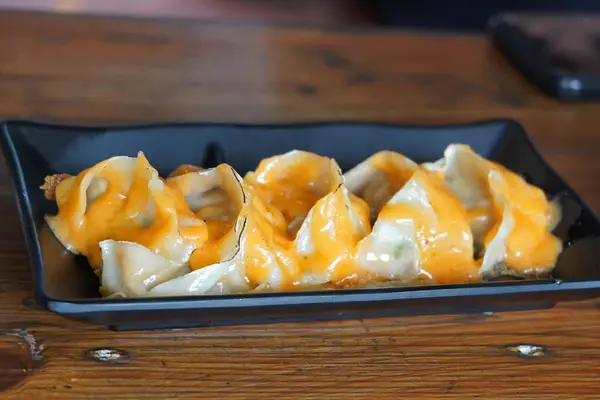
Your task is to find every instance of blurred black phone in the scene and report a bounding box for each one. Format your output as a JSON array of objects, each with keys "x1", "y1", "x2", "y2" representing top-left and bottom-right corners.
[{"x1": 489, "y1": 13, "x2": 600, "y2": 100}]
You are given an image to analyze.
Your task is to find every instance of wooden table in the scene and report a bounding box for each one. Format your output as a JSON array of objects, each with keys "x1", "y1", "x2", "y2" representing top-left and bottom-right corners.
[{"x1": 1, "y1": 11, "x2": 600, "y2": 400}]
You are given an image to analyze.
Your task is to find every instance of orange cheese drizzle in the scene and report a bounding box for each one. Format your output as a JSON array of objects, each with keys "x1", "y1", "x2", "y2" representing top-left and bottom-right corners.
[
  {"x1": 484, "y1": 165, "x2": 562, "y2": 273},
  {"x1": 377, "y1": 169, "x2": 480, "y2": 284},
  {"x1": 368, "y1": 151, "x2": 416, "y2": 193},
  {"x1": 482, "y1": 161, "x2": 561, "y2": 273}
]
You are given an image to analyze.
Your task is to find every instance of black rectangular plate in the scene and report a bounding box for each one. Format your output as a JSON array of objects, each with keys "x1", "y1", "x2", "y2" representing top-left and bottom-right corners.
[{"x1": 2, "y1": 119, "x2": 600, "y2": 331}]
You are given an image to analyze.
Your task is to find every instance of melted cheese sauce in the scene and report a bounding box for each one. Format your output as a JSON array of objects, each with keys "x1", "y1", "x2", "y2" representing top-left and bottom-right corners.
[
  {"x1": 242, "y1": 194, "x2": 301, "y2": 290},
  {"x1": 484, "y1": 208, "x2": 562, "y2": 273},
  {"x1": 368, "y1": 151, "x2": 417, "y2": 193},
  {"x1": 488, "y1": 165, "x2": 554, "y2": 227},
  {"x1": 378, "y1": 169, "x2": 480, "y2": 284},
  {"x1": 244, "y1": 151, "x2": 342, "y2": 235},
  {"x1": 485, "y1": 167, "x2": 562, "y2": 273},
  {"x1": 187, "y1": 219, "x2": 234, "y2": 270},
  {"x1": 344, "y1": 151, "x2": 418, "y2": 221},
  {"x1": 297, "y1": 186, "x2": 372, "y2": 287}
]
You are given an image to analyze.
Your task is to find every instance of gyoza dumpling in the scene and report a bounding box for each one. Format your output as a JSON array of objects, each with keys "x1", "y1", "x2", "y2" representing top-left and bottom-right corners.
[
  {"x1": 355, "y1": 168, "x2": 480, "y2": 285},
  {"x1": 149, "y1": 164, "x2": 299, "y2": 295},
  {"x1": 294, "y1": 177, "x2": 371, "y2": 287},
  {"x1": 43, "y1": 155, "x2": 136, "y2": 261},
  {"x1": 43, "y1": 152, "x2": 207, "y2": 269},
  {"x1": 479, "y1": 169, "x2": 563, "y2": 279},
  {"x1": 244, "y1": 150, "x2": 372, "y2": 288},
  {"x1": 244, "y1": 150, "x2": 348, "y2": 235},
  {"x1": 344, "y1": 151, "x2": 418, "y2": 220},
  {"x1": 425, "y1": 144, "x2": 562, "y2": 278}
]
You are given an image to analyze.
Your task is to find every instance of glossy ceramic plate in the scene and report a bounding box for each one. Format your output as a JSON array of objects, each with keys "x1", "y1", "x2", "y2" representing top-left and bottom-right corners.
[{"x1": 2, "y1": 119, "x2": 600, "y2": 330}]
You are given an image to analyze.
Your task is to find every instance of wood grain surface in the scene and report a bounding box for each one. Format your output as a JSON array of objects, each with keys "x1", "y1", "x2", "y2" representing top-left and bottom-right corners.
[{"x1": 1, "y1": 11, "x2": 600, "y2": 400}]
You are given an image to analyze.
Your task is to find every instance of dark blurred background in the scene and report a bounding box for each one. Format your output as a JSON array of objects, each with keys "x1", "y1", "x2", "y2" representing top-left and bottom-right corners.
[
  {"x1": 3, "y1": 0, "x2": 600, "y2": 30},
  {"x1": 373, "y1": 0, "x2": 600, "y2": 31}
]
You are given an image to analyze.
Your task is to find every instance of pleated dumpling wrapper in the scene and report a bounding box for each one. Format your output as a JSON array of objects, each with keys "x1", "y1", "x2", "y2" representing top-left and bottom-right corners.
[
  {"x1": 344, "y1": 151, "x2": 418, "y2": 220},
  {"x1": 244, "y1": 150, "x2": 370, "y2": 236},
  {"x1": 292, "y1": 165, "x2": 372, "y2": 288},
  {"x1": 100, "y1": 240, "x2": 190, "y2": 297},
  {"x1": 355, "y1": 168, "x2": 480, "y2": 285},
  {"x1": 43, "y1": 152, "x2": 208, "y2": 271},
  {"x1": 243, "y1": 150, "x2": 372, "y2": 287},
  {"x1": 144, "y1": 164, "x2": 301, "y2": 296},
  {"x1": 425, "y1": 144, "x2": 562, "y2": 279}
]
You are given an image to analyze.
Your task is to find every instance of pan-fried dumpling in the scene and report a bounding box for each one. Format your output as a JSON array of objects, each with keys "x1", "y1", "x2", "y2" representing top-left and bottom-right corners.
[
  {"x1": 45, "y1": 155, "x2": 136, "y2": 262},
  {"x1": 244, "y1": 150, "x2": 348, "y2": 235},
  {"x1": 344, "y1": 151, "x2": 418, "y2": 220},
  {"x1": 479, "y1": 169, "x2": 563, "y2": 279},
  {"x1": 294, "y1": 180, "x2": 371, "y2": 287},
  {"x1": 46, "y1": 153, "x2": 207, "y2": 269},
  {"x1": 355, "y1": 168, "x2": 479, "y2": 284},
  {"x1": 44, "y1": 152, "x2": 208, "y2": 269},
  {"x1": 425, "y1": 144, "x2": 562, "y2": 278},
  {"x1": 244, "y1": 150, "x2": 373, "y2": 287}
]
